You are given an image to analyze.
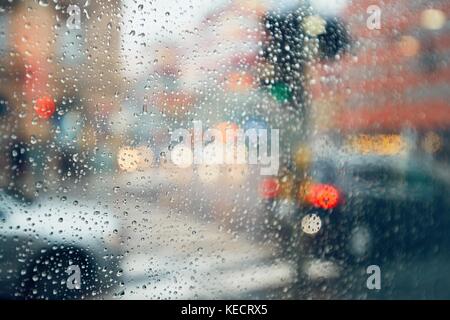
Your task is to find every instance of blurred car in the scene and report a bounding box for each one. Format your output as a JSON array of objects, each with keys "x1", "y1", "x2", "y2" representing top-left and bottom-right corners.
[
  {"x1": 0, "y1": 192, "x2": 123, "y2": 299},
  {"x1": 259, "y1": 144, "x2": 450, "y2": 296}
]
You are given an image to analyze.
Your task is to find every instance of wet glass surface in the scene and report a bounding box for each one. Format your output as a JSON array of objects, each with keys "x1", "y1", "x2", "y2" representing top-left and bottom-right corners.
[{"x1": 0, "y1": 0, "x2": 449, "y2": 299}]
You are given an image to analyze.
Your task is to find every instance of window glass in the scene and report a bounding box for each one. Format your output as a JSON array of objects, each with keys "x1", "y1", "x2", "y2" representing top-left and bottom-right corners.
[{"x1": 0, "y1": 0, "x2": 449, "y2": 300}]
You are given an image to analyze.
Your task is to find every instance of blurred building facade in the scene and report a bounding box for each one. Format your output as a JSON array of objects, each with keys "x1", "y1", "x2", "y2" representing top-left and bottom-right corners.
[
  {"x1": 0, "y1": 0, "x2": 122, "y2": 198},
  {"x1": 309, "y1": 0, "x2": 450, "y2": 161}
]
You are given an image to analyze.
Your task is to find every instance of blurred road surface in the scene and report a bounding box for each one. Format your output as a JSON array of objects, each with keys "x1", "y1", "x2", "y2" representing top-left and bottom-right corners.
[{"x1": 92, "y1": 170, "x2": 296, "y2": 299}]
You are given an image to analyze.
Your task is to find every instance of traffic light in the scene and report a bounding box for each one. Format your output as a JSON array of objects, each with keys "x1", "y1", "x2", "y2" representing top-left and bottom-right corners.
[
  {"x1": 260, "y1": 8, "x2": 350, "y2": 108},
  {"x1": 318, "y1": 17, "x2": 350, "y2": 60}
]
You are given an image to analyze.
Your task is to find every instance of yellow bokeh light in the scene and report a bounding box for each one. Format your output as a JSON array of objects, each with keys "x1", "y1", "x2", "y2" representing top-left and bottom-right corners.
[
  {"x1": 346, "y1": 134, "x2": 407, "y2": 156},
  {"x1": 303, "y1": 15, "x2": 326, "y2": 37},
  {"x1": 117, "y1": 147, "x2": 141, "y2": 172},
  {"x1": 420, "y1": 9, "x2": 447, "y2": 30},
  {"x1": 117, "y1": 146, "x2": 154, "y2": 172}
]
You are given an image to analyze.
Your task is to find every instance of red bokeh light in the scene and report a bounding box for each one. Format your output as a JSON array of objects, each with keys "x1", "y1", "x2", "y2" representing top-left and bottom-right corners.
[
  {"x1": 34, "y1": 96, "x2": 56, "y2": 119},
  {"x1": 306, "y1": 183, "x2": 340, "y2": 209},
  {"x1": 260, "y1": 178, "x2": 280, "y2": 199}
]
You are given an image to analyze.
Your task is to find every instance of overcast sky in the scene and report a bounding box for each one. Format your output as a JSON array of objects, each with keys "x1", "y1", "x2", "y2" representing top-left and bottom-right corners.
[{"x1": 120, "y1": 0, "x2": 348, "y2": 77}]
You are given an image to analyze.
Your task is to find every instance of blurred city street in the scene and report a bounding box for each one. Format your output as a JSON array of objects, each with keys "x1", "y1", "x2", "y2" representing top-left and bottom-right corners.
[
  {"x1": 66, "y1": 157, "x2": 450, "y2": 299},
  {"x1": 1, "y1": 0, "x2": 450, "y2": 300}
]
